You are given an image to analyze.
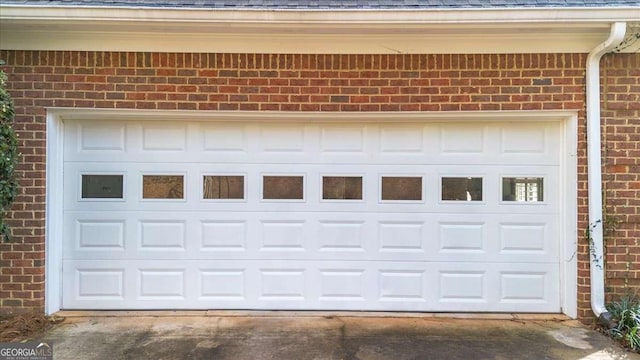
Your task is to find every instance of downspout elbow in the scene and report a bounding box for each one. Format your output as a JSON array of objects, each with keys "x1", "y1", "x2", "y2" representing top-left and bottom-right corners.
[{"x1": 586, "y1": 22, "x2": 626, "y2": 320}]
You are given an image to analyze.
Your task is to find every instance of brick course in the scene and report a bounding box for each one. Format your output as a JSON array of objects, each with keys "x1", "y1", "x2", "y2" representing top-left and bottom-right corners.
[
  {"x1": 0, "y1": 50, "x2": 638, "y2": 321},
  {"x1": 601, "y1": 53, "x2": 640, "y2": 304}
]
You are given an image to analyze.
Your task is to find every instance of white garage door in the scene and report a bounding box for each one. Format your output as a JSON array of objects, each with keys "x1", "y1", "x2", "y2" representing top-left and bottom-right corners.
[{"x1": 62, "y1": 119, "x2": 562, "y2": 312}]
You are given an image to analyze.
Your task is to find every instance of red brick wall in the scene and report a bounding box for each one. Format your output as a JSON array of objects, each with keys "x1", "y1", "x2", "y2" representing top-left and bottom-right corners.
[
  {"x1": 601, "y1": 53, "x2": 640, "y2": 302},
  {"x1": 0, "y1": 50, "x2": 636, "y2": 320}
]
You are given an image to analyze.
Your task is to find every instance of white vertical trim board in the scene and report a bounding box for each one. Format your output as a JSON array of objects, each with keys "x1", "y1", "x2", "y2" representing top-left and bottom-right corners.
[
  {"x1": 45, "y1": 111, "x2": 64, "y2": 315},
  {"x1": 560, "y1": 114, "x2": 578, "y2": 318}
]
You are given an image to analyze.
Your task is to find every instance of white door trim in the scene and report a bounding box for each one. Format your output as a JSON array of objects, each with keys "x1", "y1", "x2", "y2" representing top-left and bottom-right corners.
[
  {"x1": 45, "y1": 112, "x2": 64, "y2": 315},
  {"x1": 560, "y1": 113, "x2": 578, "y2": 318},
  {"x1": 45, "y1": 109, "x2": 577, "y2": 317}
]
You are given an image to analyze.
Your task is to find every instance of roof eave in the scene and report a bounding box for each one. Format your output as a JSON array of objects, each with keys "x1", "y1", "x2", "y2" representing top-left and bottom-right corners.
[{"x1": 1, "y1": 5, "x2": 638, "y2": 54}]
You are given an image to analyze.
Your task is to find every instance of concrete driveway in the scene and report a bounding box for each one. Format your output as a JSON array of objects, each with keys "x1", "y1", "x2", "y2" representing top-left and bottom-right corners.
[{"x1": 34, "y1": 312, "x2": 640, "y2": 360}]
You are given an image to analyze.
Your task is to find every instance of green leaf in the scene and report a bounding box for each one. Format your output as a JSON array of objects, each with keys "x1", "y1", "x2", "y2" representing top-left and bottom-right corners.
[{"x1": 0, "y1": 65, "x2": 20, "y2": 242}]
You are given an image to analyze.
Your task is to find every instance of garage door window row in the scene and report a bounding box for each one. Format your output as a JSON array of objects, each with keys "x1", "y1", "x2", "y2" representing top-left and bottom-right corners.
[{"x1": 80, "y1": 174, "x2": 544, "y2": 203}]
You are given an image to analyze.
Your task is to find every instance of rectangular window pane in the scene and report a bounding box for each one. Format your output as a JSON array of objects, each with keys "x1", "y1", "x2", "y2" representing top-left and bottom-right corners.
[
  {"x1": 143, "y1": 175, "x2": 184, "y2": 199},
  {"x1": 502, "y1": 177, "x2": 544, "y2": 202},
  {"x1": 323, "y1": 176, "x2": 363, "y2": 200},
  {"x1": 381, "y1": 176, "x2": 422, "y2": 201},
  {"x1": 203, "y1": 176, "x2": 244, "y2": 199},
  {"x1": 442, "y1": 177, "x2": 483, "y2": 201},
  {"x1": 81, "y1": 175, "x2": 123, "y2": 199},
  {"x1": 263, "y1": 176, "x2": 304, "y2": 200}
]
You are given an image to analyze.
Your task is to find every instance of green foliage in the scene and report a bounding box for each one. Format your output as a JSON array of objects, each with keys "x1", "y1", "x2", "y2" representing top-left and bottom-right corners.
[
  {"x1": 606, "y1": 295, "x2": 640, "y2": 353},
  {"x1": 0, "y1": 61, "x2": 20, "y2": 241}
]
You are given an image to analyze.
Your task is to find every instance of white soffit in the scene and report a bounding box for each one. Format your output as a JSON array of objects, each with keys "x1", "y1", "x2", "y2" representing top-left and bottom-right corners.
[{"x1": 0, "y1": 6, "x2": 639, "y2": 53}]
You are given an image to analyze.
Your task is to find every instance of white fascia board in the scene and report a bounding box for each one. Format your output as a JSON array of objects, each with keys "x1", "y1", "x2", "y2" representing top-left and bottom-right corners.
[
  {"x1": 0, "y1": 28, "x2": 613, "y2": 54},
  {"x1": 1, "y1": 5, "x2": 639, "y2": 23},
  {"x1": 1, "y1": 5, "x2": 638, "y2": 53}
]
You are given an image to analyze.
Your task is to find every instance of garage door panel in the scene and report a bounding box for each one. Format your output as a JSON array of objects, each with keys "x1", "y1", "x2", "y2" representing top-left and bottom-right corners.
[
  {"x1": 64, "y1": 121, "x2": 127, "y2": 161},
  {"x1": 62, "y1": 119, "x2": 564, "y2": 313},
  {"x1": 63, "y1": 213, "x2": 129, "y2": 257},
  {"x1": 433, "y1": 262, "x2": 560, "y2": 312},
  {"x1": 63, "y1": 260, "x2": 559, "y2": 312},
  {"x1": 498, "y1": 123, "x2": 559, "y2": 155},
  {"x1": 138, "y1": 269, "x2": 187, "y2": 300},
  {"x1": 122, "y1": 122, "x2": 197, "y2": 162},
  {"x1": 439, "y1": 124, "x2": 488, "y2": 154},
  {"x1": 63, "y1": 211, "x2": 557, "y2": 264},
  {"x1": 73, "y1": 219, "x2": 127, "y2": 250},
  {"x1": 63, "y1": 166, "x2": 560, "y2": 214},
  {"x1": 125, "y1": 163, "x2": 555, "y2": 207},
  {"x1": 317, "y1": 220, "x2": 367, "y2": 253},
  {"x1": 141, "y1": 123, "x2": 189, "y2": 151},
  {"x1": 64, "y1": 121, "x2": 561, "y2": 166},
  {"x1": 437, "y1": 221, "x2": 487, "y2": 258},
  {"x1": 498, "y1": 221, "x2": 552, "y2": 255},
  {"x1": 377, "y1": 221, "x2": 426, "y2": 253},
  {"x1": 202, "y1": 124, "x2": 249, "y2": 153},
  {"x1": 199, "y1": 269, "x2": 247, "y2": 301},
  {"x1": 434, "y1": 213, "x2": 559, "y2": 262},
  {"x1": 379, "y1": 124, "x2": 430, "y2": 153},
  {"x1": 200, "y1": 220, "x2": 248, "y2": 252}
]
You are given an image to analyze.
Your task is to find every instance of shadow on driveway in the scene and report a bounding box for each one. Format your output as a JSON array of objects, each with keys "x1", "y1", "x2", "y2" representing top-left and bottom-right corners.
[{"x1": 34, "y1": 314, "x2": 640, "y2": 360}]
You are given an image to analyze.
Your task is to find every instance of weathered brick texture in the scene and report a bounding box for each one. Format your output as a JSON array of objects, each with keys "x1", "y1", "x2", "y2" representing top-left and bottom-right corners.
[
  {"x1": 0, "y1": 50, "x2": 637, "y2": 321},
  {"x1": 601, "y1": 53, "x2": 640, "y2": 303}
]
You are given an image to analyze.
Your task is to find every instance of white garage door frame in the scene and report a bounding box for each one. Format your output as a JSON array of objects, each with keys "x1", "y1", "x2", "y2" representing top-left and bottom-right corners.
[{"x1": 45, "y1": 109, "x2": 578, "y2": 317}]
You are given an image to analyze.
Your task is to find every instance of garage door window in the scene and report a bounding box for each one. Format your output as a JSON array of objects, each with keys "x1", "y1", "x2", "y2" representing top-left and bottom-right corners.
[
  {"x1": 381, "y1": 176, "x2": 423, "y2": 201},
  {"x1": 142, "y1": 175, "x2": 184, "y2": 199},
  {"x1": 322, "y1": 176, "x2": 363, "y2": 200},
  {"x1": 441, "y1": 177, "x2": 483, "y2": 201},
  {"x1": 203, "y1": 175, "x2": 244, "y2": 200},
  {"x1": 263, "y1": 175, "x2": 304, "y2": 200},
  {"x1": 81, "y1": 174, "x2": 124, "y2": 199},
  {"x1": 502, "y1": 177, "x2": 544, "y2": 202}
]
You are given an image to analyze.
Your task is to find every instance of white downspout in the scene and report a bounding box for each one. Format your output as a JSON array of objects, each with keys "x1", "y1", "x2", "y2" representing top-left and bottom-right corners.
[{"x1": 586, "y1": 22, "x2": 626, "y2": 318}]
